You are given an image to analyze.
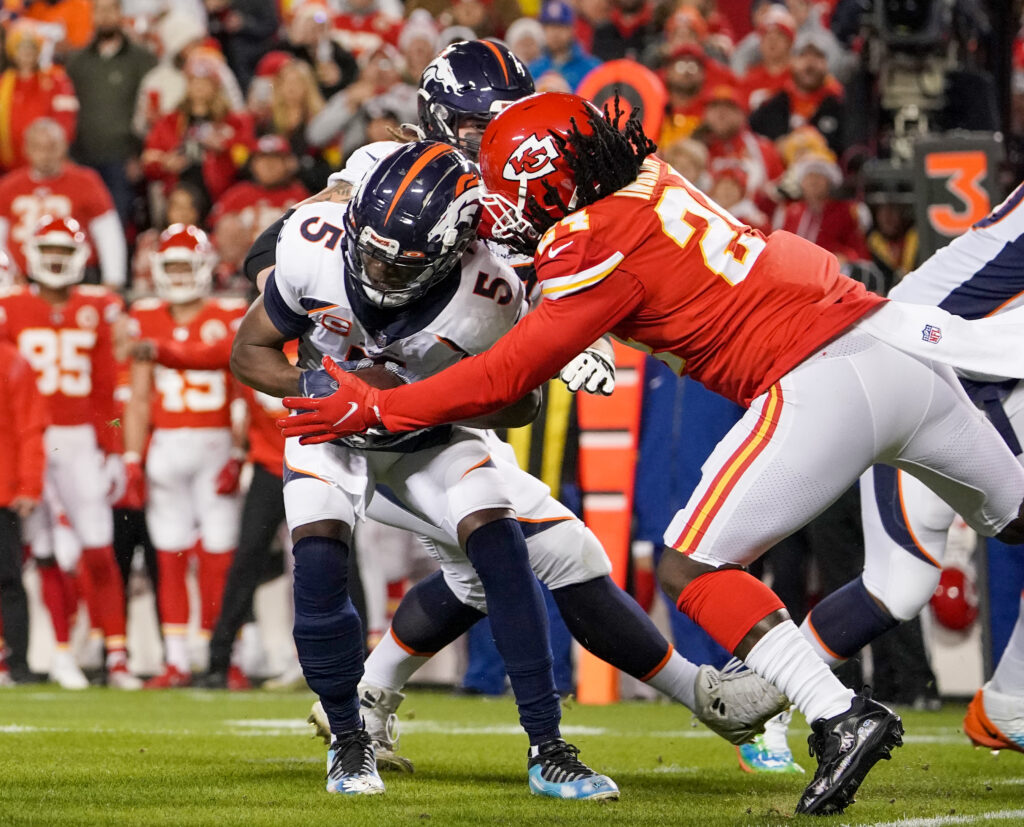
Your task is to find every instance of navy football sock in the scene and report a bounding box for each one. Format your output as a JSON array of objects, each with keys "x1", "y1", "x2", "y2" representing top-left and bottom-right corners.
[
  {"x1": 391, "y1": 570, "x2": 485, "y2": 653},
  {"x1": 553, "y1": 575, "x2": 671, "y2": 679},
  {"x1": 806, "y1": 576, "x2": 899, "y2": 660},
  {"x1": 466, "y1": 518, "x2": 561, "y2": 745},
  {"x1": 292, "y1": 535, "x2": 364, "y2": 735}
]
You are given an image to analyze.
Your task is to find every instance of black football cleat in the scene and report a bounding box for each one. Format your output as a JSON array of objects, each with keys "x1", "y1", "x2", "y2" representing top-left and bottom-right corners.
[{"x1": 796, "y1": 692, "x2": 904, "y2": 816}]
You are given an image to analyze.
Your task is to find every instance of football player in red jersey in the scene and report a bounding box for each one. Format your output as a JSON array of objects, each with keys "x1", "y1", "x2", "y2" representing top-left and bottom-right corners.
[
  {"x1": 122, "y1": 225, "x2": 247, "y2": 688},
  {"x1": 279, "y1": 93, "x2": 1024, "y2": 815},
  {"x1": 0, "y1": 216, "x2": 139, "y2": 689}
]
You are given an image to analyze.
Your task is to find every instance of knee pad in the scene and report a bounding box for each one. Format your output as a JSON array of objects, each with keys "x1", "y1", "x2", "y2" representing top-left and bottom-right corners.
[
  {"x1": 863, "y1": 548, "x2": 943, "y2": 622},
  {"x1": 524, "y1": 519, "x2": 612, "y2": 591}
]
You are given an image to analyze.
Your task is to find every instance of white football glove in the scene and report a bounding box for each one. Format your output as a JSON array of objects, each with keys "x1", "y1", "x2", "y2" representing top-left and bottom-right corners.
[
  {"x1": 103, "y1": 453, "x2": 127, "y2": 505},
  {"x1": 559, "y1": 347, "x2": 616, "y2": 396}
]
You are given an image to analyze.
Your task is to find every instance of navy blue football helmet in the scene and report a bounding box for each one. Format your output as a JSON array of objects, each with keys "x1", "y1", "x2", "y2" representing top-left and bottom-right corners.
[
  {"x1": 418, "y1": 39, "x2": 535, "y2": 160},
  {"x1": 345, "y1": 141, "x2": 482, "y2": 308}
]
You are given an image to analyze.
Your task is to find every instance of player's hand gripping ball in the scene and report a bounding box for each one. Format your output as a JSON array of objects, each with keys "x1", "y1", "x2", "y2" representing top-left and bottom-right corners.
[{"x1": 281, "y1": 356, "x2": 403, "y2": 443}]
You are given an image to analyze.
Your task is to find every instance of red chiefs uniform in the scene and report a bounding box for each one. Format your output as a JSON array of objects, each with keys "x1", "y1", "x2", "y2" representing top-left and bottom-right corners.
[
  {"x1": 380, "y1": 156, "x2": 884, "y2": 427},
  {"x1": 0, "y1": 66, "x2": 78, "y2": 172},
  {"x1": 0, "y1": 339, "x2": 48, "y2": 507},
  {"x1": 0, "y1": 162, "x2": 115, "y2": 275},
  {"x1": 0, "y1": 284, "x2": 121, "y2": 451},
  {"x1": 208, "y1": 180, "x2": 310, "y2": 241},
  {"x1": 130, "y1": 297, "x2": 246, "y2": 430},
  {"x1": 243, "y1": 385, "x2": 286, "y2": 478}
]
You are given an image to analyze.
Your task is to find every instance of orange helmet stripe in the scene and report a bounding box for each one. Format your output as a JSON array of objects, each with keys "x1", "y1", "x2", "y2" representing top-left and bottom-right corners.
[
  {"x1": 481, "y1": 39, "x2": 510, "y2": 84},
  {"x1": 383, "y1": 143, "x2": 455, "y2": 225}
]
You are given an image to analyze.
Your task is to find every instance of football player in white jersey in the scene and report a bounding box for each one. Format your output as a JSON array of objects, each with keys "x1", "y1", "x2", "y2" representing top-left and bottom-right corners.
[
  {"x1": 750, "y1": 181, "x2": 1024, "y2": 761},
  {"x1": 232, "y1": 141, "x2": 619, "y2": 799}
]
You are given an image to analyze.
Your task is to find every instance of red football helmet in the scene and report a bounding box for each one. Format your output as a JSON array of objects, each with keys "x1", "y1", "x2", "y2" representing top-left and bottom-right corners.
[
  {"x1": 25, "y1": 215, "x2": 90, "y2": 289},
  {"x1": 478, "y1": 92, "x2": 600, "y2": 244},
  {"x1": 151, "y1": 223, "x2": 215, "y2": 303},
  {"x1": 930, "y1": 565, "x2": 979, "y2": 631}
]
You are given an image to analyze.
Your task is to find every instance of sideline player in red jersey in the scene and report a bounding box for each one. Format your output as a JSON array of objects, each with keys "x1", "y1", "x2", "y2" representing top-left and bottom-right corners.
[
  {"x1": 122, "y1": 224, "x2": 247, "y2": 688},
  {"x1": 0, "y1": 216, "x2": 139, "y2": 689},
  {"x1": 0, "y1": 333, "x2": 48, "y2": 685},
  {"x1": 279, "y1": 94, "x2": 1024, "y2": 815}
]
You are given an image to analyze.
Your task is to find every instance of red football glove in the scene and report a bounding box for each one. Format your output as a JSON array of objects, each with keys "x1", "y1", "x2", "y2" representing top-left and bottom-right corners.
[
  {"x1": 119, "y1": 459, "x2": 147, "y2": 510},
  {"x1": 280, "y1": 356, "x2": 384, "y2": 444},
  {"x1": 215, "y1": 456, "x2": 243, "y2": 495}
]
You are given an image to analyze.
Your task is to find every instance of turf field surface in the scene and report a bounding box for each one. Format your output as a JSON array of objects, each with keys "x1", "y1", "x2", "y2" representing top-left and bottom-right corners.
[{"x1": 1, "y1": 687, "x2": 1022, "y2": 826}]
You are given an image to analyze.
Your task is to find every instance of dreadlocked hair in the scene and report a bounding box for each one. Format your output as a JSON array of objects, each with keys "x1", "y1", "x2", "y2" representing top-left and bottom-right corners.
[{"x1": 523, "y1": 94, "x2": 656, "y2": 237}]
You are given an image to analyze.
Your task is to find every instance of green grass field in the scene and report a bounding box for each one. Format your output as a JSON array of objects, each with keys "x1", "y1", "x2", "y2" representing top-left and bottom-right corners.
[{"x1": 1, "y1": 686, "x2": 1022, "y2": 826}]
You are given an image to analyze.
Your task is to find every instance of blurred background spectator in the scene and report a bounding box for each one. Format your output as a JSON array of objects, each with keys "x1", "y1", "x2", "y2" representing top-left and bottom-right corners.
[
  {"x1": 142, "y1": 49, "x2": 254, "y2": 219},
  {"x1": 66, "y1": 0, "x2": 157, "y2": 231},
  {"x1": 250, "y1": 52, "x2": 336, "y2": 191},
  {"x1": 0, "y1": 117, "x2": 125, "y2": 287},
  {"x1": 203, "y1": 0, "x2": 279, "y2": 92},
  {"x1": 529, "y1": 1, "x2": 600, "y2": 92},
  {"x1": 280, "y1": 1, "x2": 358, "y2": 98},
  {"x1": 0, "y1": 19, "x2": 79, "y2": 174}
]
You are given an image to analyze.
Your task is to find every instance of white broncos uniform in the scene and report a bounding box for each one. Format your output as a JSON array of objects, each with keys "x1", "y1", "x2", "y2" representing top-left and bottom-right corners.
[
  {"x1": 858, "y1": 183, "x2": 1024, "y2": 620},
  {"x1": 264, "y1": 199, "x2": 611, "y2": 612}
]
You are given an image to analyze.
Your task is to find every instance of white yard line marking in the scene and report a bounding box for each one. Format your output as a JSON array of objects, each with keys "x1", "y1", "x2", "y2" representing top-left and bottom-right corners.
[{"x1": 869, "y1": 809, "x2": 1024, "y2": 826}]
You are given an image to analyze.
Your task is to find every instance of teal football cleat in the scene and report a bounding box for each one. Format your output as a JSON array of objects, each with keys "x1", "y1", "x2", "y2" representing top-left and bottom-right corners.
[
  {"x1": 527, "y1": 739, "x2": 619, "y2": 800},
  {"x1": 325, "y1": 726, "x2": 385, "y2": 796},
  {"x1": 736, "y1": 709, "x2": 805, "y2": 774}
]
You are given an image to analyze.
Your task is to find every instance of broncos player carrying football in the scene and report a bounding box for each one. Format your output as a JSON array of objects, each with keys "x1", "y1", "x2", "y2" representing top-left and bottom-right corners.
[
  {"x1": 236, "y1": 40, "x2": 788, "y2": 796},
  {"x1": 233, "y1": 141, "x2": 621, "y2": 798}
]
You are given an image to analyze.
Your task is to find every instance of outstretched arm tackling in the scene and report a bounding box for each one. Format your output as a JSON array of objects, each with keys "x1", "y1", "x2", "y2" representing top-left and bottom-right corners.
[{"x1": 280, "y1": 273, "x2": 643, "y2": 441}]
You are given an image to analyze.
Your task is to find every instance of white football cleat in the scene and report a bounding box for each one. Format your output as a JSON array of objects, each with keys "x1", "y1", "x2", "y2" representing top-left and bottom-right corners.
[
  {"x1": 50, "y1": 650, "x2": 89, "y2": 690},
  {"x1": 107, "y1": 664, "x2": 143, "y2": 690},
  {"x1": 310, "y1": 688, "x2": 414, "y2": 773},
  {"x1": 357, "y1": 682, "x2": 414, "y2": 773},
  {"x1": 309, "y1": 700, "x2": 331, "y2": 745},
  {"x1": 694, "y1": 660, "x2": 789, "y2": 745},
  {"x1": 964, "y1": 681, "x2": 1024, "y2": 753}
]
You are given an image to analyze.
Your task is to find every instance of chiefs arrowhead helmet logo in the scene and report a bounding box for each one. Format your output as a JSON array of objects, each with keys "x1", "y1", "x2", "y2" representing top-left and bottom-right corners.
[{"x1": 503, "y1": 134, "x2": 559, "y2": 181}]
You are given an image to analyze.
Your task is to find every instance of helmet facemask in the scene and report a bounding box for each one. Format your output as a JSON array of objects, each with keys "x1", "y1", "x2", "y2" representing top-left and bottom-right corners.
[
  {"x1": 152, "y1": 247, "x2": 214, "y2": 304},
  {"x1": 26, "y1": 239, "x2": 88, "y2": 289},
  {"x1": 346, "y1": 218, "x2": 470, "y2": 309}
]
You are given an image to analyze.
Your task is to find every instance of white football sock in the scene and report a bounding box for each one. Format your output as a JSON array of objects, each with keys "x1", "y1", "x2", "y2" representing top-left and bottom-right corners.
[
  {"x1": 744, "y1": 621, "x2": 854, "y2": 724},
  {"x1": 644, "y1": 648, "x2": 699, "y2": 710},
  {"x1": 991, "y1": 595, "x2": 1024, "y2": 696},
  {"x1": 361, "y1": 627, "x2": 430, "y2": 692},
  {"x1": 163, "y1": 633, "x2": 190, "y2": 674}
]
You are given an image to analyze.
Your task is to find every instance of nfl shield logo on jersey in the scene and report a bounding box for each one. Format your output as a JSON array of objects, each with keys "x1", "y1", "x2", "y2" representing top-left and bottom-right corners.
[{"x1": 921, "y1": 324, "x2": 943, "y2": 344}]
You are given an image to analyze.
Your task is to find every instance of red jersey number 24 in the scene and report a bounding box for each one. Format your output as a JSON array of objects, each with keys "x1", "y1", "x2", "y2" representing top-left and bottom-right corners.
[{"x1": 655, "y1": 186, "x2": 766, "y2": 286}]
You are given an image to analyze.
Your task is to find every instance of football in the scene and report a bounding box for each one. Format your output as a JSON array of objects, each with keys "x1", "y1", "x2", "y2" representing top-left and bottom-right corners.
[{"x1": 350, "y1": 363, "x2": 407, "y2": 390}]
